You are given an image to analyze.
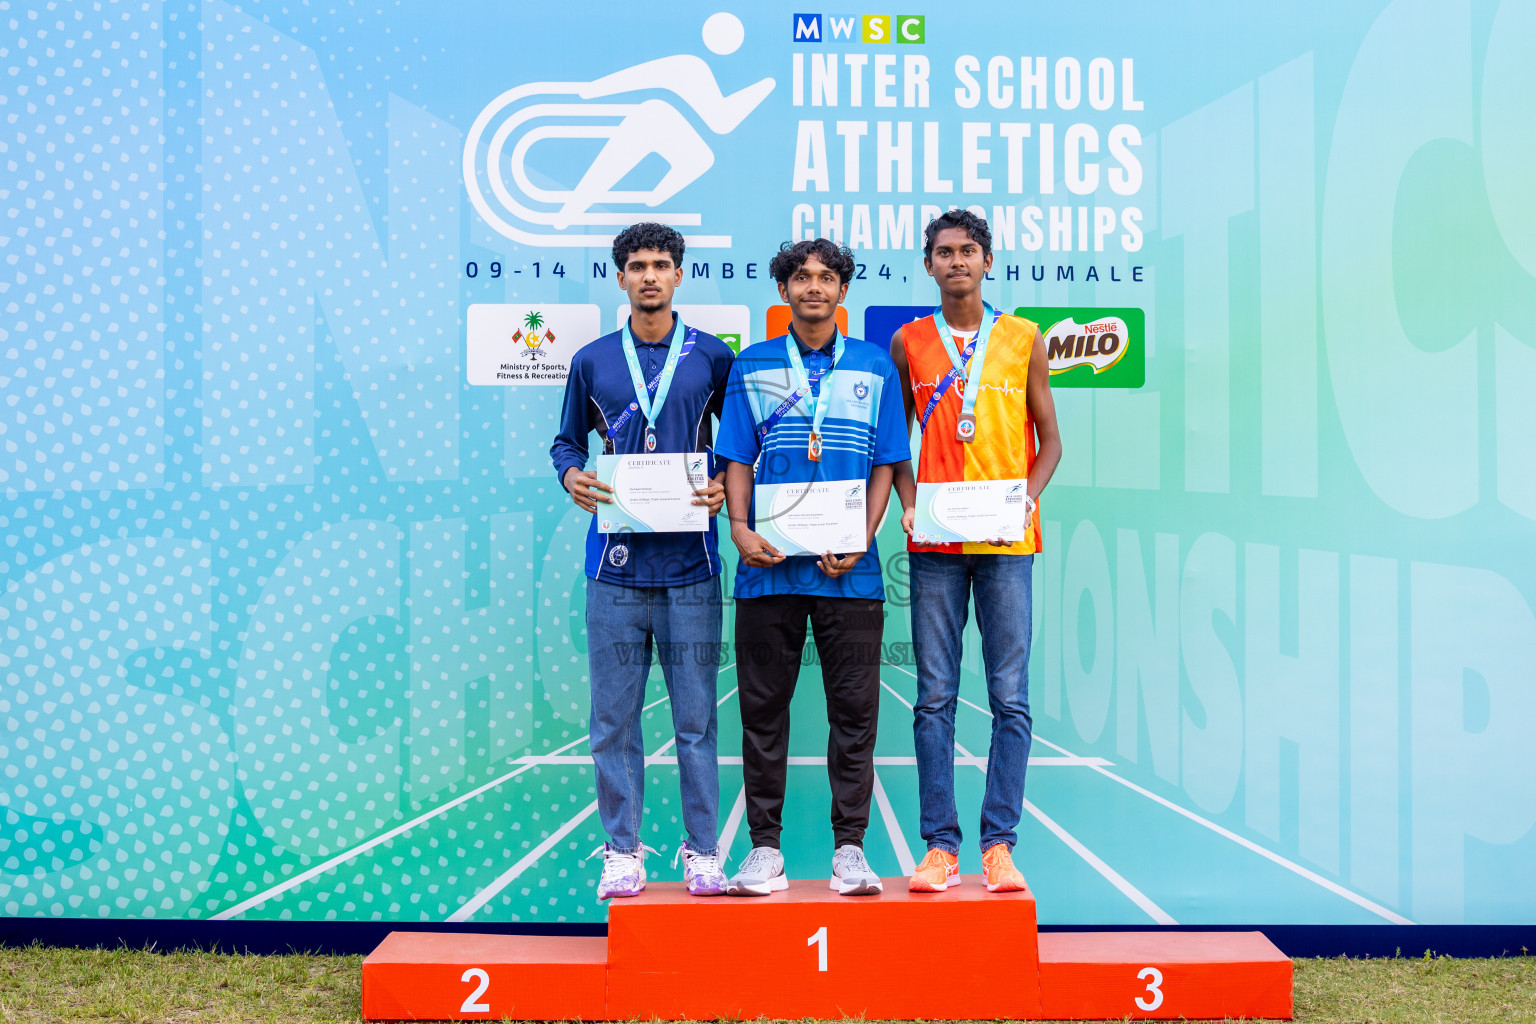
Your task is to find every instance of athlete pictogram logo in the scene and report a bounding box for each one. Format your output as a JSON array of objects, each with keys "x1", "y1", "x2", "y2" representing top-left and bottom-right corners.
[{"x1": 464, "y1": 12, "x2": 774, "y2": 249}]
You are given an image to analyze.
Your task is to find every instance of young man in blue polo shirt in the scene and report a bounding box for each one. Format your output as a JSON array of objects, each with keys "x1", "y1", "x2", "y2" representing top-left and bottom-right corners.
[
  {"x1": 715, "y1": 238, "x2": 911, "y2": 897},
  {"x1": 550, "y1": 223, "x2": 735, "y2": 899}
]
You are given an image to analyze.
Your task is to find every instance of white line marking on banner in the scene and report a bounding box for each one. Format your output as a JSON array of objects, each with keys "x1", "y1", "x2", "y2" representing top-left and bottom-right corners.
[
  {"x1": 717, "y1": 785, "x2": 748, "y2": 859},
  {"x1": 950, "y1": 738, "x2": 1175, "y2": 925},
  {"x1": 879, "y1": 678, "x2": 915, "y2": 710},
  {"x1": 447, "y1": 799, "x2": 602, "y2": 922},
  {"x1": 872, "y1": 770, "x2": 916, "y2": 876},
  {"x1": 448, "y1": 666, "x2": 742, "y2": 920},
  {"x1": 217, "y1": 664, "x2": 740, "y2": 922},
  {"x1": 1021, "y1": 793, "x2": 1178, "y2": 925},
  {"x1": 450, "y1": 729, "x2": 685, "y2": 923},
  {"x1": 947, "y1": 685, "x2": 1415, "y2": 925},
  {"x1": 515, "y1": 753, "x2": 1103, "y2": 767},
  {"x1": 1084, "y1": 763, "x2": 1413, "y2": 924},
  {"x1": 877, "y1": 679, "x2": 1101, "y2": 760},
  {"x1": 954, "y1": 694, "x2": 993, "y2": 721},
  {"x1": 211, "y1": 730, "x2": 595, "y2": 921}
]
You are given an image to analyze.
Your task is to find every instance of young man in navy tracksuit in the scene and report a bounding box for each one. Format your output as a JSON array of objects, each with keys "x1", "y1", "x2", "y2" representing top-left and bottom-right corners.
[{"x1": 550, "y1": 223, "x2": 735, "y2": 898}]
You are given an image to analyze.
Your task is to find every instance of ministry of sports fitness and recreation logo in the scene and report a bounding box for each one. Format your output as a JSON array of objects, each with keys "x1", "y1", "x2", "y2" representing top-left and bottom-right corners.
[
  {"x1": 463, "y1": 12, "x2": 774, "y2": 249},
  {"x1": 852, "y1": 380, "x2": 869, "y2": 401},
  {"x1": 513, "y1": 310, "x2": 556, "y2": 358}
]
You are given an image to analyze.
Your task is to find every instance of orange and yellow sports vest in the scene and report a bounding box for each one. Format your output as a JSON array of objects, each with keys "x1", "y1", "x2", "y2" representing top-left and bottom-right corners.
[{"x1": 905, "y1": 311, "x2": 1042, "y2": 555}]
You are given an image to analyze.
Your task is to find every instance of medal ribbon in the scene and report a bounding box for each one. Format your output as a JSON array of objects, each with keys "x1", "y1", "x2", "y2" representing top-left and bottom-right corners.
[
  {"x1": 919, "y1": 335, "x2": 976, "y2": 431},
  {"x1": 607, "y1": 317, "x2": 697, "y2": 444},
  {"x1": 922, "y1": 304, "x2": 1000, "y2": 432},
  {"x1": 781, "y1": 328, "x2": 844, "y2": 445},
  {"x1": 758, "y1": 375, "x2": 821, "y2": 439}
]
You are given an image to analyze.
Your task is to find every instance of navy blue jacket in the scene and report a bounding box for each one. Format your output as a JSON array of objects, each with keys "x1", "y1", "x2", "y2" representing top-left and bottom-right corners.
[{"x1": 550, "y1": 316, "x2": 735, "y2": 587}]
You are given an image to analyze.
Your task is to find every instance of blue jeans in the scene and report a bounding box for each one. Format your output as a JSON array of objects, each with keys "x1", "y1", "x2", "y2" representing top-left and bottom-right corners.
[
  {"x1": 586, "y1": 576, "x2": 722, "y2": 855},
  {"x1": 910, "y1": 551, "x2": 1034, "y2": 854}
]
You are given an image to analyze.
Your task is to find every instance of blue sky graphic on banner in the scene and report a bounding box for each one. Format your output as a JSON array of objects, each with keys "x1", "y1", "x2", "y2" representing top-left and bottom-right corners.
[{"x1": 1, "y1": 0, "x2": 1533, "y2": 927}]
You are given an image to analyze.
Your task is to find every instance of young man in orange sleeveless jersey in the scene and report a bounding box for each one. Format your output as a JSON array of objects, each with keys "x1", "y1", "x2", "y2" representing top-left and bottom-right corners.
[{"x1": 890, "y1": 210, "x2": 1062, "y2": 892}]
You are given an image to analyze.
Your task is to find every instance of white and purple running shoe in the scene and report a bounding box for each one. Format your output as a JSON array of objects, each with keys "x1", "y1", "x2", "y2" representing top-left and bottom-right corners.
[
  {"x1": 588, "y1": 843, "x2": 655, "y2": 899},
  {"x1": 674, "y1": 842, "x2": 727, "y2": 896}
]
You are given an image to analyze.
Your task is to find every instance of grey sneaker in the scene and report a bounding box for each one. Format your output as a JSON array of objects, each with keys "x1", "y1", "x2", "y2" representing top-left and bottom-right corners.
[
  {"x1": 726, "y1": 845, "x2": 788, "y2": 896},
  {"x1": 830, "y1": 844, "x2": 883, "y2": 895}
]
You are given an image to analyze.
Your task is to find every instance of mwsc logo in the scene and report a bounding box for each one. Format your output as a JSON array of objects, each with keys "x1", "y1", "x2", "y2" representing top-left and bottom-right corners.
[
  {"x1": 464, "y1": 13, "x2": 774, "y2": 249},
  {"x1": 792, "y1": 13, "x2": 926, "y2": 43}
]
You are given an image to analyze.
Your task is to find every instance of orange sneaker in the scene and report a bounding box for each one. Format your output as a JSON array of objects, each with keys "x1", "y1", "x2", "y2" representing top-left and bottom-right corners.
[
  {"x1": 908, "y1": 848, "x2": 960, "y2": 892},
  {"x1": 981, "y1": 843, "x2": 1026, "y2": 892}
]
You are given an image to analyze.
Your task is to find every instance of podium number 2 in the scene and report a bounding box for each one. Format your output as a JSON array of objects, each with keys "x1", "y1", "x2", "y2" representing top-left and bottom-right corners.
[
  {"x1": 807, "y1": 926, "x2": 828, "y2": 972},
  {"x1": 460, "y1": 968, "x2": 491, "y2": 1013},
  {"x1": 1135, "y1": 966, "x2": 1164, "y2": 1011}
]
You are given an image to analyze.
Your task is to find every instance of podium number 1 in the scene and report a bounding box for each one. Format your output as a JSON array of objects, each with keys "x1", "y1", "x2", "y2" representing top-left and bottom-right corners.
[
  {"x1": 1135, "y1": 966, "x2": 1164, "y2": 1011},
  {"x1": 807, "y1": 926, "x2": 828, "y2": 971},
  {"x1": 460, "y1": 968, "x2": 491, "y2": 1013}
]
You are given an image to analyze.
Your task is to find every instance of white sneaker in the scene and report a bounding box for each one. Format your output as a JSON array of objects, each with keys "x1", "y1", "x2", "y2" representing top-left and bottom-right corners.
[
  {"x1": 830, "y1": 844, "x2": 883, "y2": 895},
  {"x1": 726, "y1": 846, "x2": 788, "y2": 896},
  {"x1": 587, "y1": 843, "x2": 656, "y2": 899},
  {"x1": 674, "y1": 841, "x2": 728, "y2": 896}
]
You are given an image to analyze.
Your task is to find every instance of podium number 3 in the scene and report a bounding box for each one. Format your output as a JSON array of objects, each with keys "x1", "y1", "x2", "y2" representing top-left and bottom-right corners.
[
  {"x1": 807, "y1": 926, "x2": 828, "y2": 972},
  {"x1": 1135, "y1": 966, "x2": 1164, "y2": 1011},
  {"x1": 460, "y1": 968, "x2": 491, "y2": 1013}
]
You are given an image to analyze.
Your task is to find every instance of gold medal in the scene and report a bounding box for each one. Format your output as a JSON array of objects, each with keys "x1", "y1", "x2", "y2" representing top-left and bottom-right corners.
[{"x1": 808, "y1": 432, "x2": 823, "y2": 461}]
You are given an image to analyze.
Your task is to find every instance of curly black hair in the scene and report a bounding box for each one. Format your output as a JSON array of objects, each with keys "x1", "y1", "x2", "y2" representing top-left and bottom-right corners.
[
  {"x1": 923, "y1": 209, "x2": 992, "y2": 259},
  {"x1": 611, "y1": 222, "x2": 685, "y2": 271},
  {"x1": 768, "y1": 238, "x2": 857, "y2": 287}
]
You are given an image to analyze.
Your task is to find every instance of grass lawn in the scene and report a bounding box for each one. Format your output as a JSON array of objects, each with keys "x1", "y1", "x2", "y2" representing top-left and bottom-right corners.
[{"x1": 0, "y1": 945, "x2": 1533, "y2": 1023}]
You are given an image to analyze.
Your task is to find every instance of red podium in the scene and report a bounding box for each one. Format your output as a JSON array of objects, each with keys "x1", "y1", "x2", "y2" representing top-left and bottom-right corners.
[{"x1": 362, "y1": 879, "x2": 1291, "y2": 1020}]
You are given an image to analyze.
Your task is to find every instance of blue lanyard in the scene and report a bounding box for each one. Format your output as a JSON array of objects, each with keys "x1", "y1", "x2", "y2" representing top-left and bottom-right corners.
[
  {"x1": 926, "y1": 304, "x2": 999, "y2": 429},
  {"x1": 920, "y1": 335, "x2": 977, "y2": 430},
  {"x1": 783, "y1": 330, "x2": 843, "y2": 440},
  {"x1": 758, "y1": 365, "x2": 829, "y2": 439},
  {"x1": 606, "y1": 319, "x2": 696, "y2": 444}
]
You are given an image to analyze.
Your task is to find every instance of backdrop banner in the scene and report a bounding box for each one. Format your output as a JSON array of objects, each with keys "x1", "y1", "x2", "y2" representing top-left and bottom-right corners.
[{"x1": 2, "y1": 0, "x2": 1533, "y2": 932}]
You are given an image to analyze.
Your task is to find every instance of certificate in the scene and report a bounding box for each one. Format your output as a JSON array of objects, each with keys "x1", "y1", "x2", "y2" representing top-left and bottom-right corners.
[
  {"x1": 912, "y1": 479, "x2": 1028, "y2": 545},
  {"x1": 595, "y1": 453, "x2": 711, "y2": 534},
  {"x1": 754, "y1": 479, "x2": 867, "y2": 556}
]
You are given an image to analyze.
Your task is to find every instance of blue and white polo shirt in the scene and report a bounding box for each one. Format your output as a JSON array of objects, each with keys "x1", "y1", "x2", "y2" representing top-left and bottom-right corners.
[{"x1": 714, "y1": 330, "x2": 909, "y2": 600}]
